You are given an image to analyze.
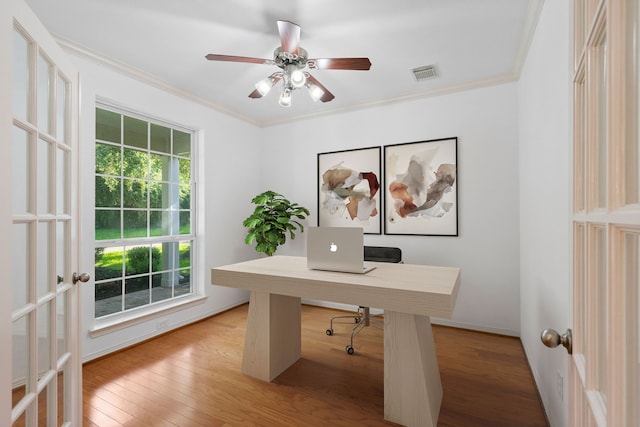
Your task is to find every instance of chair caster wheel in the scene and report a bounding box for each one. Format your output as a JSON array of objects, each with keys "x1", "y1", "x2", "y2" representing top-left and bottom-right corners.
[
  {"x1": 326, "y1": 329, "x2": 333, "y2": 336},
  {"x1": 346, "y1": 345, "x2": 354, "y2": 355}
]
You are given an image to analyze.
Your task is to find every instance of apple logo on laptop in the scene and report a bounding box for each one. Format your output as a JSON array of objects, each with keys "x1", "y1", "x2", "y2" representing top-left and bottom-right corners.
[{"x1": 329, "y1": 242, "x2": 338, "y2": 252}]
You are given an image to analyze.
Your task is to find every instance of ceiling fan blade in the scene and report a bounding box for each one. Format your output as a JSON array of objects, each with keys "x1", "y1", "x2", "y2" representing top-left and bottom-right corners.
[
  {"x1": 277, "y1": 20, "x2": 301, "y2": 54},
  {"x1": 248, "y1": 89, "x2": 263, "y2": 99},
  {"x1": 308, "y1": 58, "x2": 372, "y2": 71},
  {"x1": 205, "y1": 54, "x2": 272, "y2": 65},
  {"x1": 306, "y1": 74, "x2": 335, "y2": 103}
]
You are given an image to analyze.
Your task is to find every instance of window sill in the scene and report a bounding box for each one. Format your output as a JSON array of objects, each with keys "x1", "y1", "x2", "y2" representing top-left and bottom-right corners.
[{"x1": 89, "y1": 295, "x2": 208, "y2": 338}]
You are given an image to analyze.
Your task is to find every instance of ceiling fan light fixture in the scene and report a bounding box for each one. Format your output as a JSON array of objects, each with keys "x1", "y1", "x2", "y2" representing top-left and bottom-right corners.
[
  {"x1": 290, "y1": 69, "x2": 306, "y2": 88},
  {"x1": 306, "y1": 83, "x2": 324, "y2": 102},
  {"x1": 255, "y1": 75, "x2": 276, "y2": 96},
  {"x1": 279, "y1": 88, "x2": 292, "y2": 107}
]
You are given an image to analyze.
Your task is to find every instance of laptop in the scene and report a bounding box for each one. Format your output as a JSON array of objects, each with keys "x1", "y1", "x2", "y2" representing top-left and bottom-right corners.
[{"x1": 306, "y1": 226, "x2": 376, "y2": 274}]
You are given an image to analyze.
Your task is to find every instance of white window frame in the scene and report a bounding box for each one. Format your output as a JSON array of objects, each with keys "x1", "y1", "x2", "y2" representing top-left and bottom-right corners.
[{"x1": 91, "y1": 102, "x2": 203, "y2": 333}]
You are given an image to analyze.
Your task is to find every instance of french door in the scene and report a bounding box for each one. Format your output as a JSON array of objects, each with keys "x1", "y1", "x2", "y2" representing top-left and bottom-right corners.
[
  {"x1": 4, "y1": 0, "x2": 82, "y2": 425},
  {"x1": 572, "y1": 0, "x2": 639, "y2": 425}
]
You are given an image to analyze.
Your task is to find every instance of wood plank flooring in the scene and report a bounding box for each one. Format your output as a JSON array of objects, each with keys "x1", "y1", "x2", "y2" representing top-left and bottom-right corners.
[{"x1": 82, "y1": 304, "x2": 548, "y2": 426}]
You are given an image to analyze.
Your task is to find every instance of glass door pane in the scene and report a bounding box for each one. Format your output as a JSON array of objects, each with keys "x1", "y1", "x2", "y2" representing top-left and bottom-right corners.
[
  {"x1": 574, "y1": 222, "x2": 587, "y2": 356},
  {"x1": 37, "y1": 53, "x2": 53, "y2": 136},
  {"x1": 622, "y1": 230, "x2": 640, "y2": 422},
  {"x1": 593, "y1": 225, "x2": 608, "y2": 404},
  {"x1": 12, "y1": 28, "x2": 32, "y2": 124},
  {"x1": 594, "y1": 33, "x2": 608, "y2": 209},
  {"x1": 575, "y1": 73, "x2": 586, "y2": 212},
  {"x1": 12, "y1": 127, "x2": 31, "y2": 215},
  {"x1": 36, "y1": 222, "x2": 52, "y2": 299},
  {"x1": 625, "y1": 0, "x2": 640, "y2": 205},
  {"x1": 57, "y1": 148, "x2": 69, "y2": 215},
  {"x1": 11, "y1": 316, "x2": 29, "y2": 404},
  {"x1": 36, "y1": 304, "x2": 50, "y2": 376},
  {"x1": 37, "y1": 138, "x2": 52, "y2": 215},
  {"x1": 56, "y1": 75, "x2": 69, "y2": 144},
  {"x1": 12, "y1": 223, "x2": 30, "y2": 311}
]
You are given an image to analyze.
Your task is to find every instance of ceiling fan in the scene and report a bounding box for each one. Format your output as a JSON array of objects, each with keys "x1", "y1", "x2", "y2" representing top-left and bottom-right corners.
[{"x1": 205, "y1": 20, "x2": 372, "y2": 107}]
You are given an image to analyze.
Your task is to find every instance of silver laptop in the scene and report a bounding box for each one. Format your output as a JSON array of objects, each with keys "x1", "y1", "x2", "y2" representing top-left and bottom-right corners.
[{"x1": 306, "y1": 227, "x2": 376, "y2": 274}]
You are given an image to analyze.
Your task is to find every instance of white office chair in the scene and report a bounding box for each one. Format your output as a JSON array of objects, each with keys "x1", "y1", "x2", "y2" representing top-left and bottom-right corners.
[{"x1": 325, "y1": 246, "x2": 402, "y2": 354}]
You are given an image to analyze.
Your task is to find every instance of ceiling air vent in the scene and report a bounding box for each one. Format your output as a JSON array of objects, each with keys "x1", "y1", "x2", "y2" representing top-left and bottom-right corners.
[{"x1": 412, "y1": 64, "x2": 438, "y2": 82}]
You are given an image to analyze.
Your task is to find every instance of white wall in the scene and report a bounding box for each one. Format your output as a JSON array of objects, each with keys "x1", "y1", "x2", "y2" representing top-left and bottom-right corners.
[
  {"x1": 518, "y1": 1, "x2": 571, "y2": 426},
  {"x1": 69, "y1": 52, "x2": 523, "y2": 357},
  {"x1": 73, "y1": 55, "x2": 261, "y2": 360},
  {"x1": 261, "y1": 83, "x2": 522, "y2": 335}
]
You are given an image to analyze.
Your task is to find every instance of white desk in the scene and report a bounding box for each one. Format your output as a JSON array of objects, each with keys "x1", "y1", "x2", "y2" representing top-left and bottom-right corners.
[{"x1": 211, "y1": 255, "x2": 460, "y2": 427}]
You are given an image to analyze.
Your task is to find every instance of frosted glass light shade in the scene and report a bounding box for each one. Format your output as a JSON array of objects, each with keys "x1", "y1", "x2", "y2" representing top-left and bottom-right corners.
[
  {"x1": 307, "y1": 84, "x2": 324, "y2": 102},
  {"x1": 279, "y1": 89, "x2": 292, "y2": 107},
  {"x1": 290, "y1": 69, "x2": 306, "y2": 88},
  {"x1": 255, "y1": 77, "x2": 275, "y2": 96}
]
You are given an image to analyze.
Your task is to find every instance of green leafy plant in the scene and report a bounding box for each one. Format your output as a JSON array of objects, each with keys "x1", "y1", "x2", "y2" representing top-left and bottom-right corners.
[
  {"x1": 243, "y1": 191, "x2": 310, "y2": 256},
  {"x1": 126, "y1": 246, "x2": 161, "y2": 275}
]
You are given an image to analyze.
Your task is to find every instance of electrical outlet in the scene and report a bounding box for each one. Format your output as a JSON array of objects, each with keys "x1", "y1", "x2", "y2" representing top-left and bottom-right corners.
[{"x1": 557, "y1": 371, "x2": 564, "y2": 401}]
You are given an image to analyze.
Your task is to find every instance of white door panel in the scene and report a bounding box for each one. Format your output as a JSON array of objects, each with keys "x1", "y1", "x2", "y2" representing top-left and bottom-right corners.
[
  {"x1": 3, "y1": 0, "x2": 82, "y2": 426},
  {"x1": 571, "y1": 1, "x2": 639, "y2": 425}
]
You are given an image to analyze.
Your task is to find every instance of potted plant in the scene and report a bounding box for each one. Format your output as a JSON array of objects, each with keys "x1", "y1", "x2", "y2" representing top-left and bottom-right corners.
[{"x1": 243, "y1": 190, "x2": 310, "y2": 256}]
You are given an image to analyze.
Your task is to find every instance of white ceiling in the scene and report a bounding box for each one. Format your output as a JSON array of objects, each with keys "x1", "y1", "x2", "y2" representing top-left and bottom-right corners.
[{"x1": 26, "y1": 0, "x2": 541, "y2": 127}]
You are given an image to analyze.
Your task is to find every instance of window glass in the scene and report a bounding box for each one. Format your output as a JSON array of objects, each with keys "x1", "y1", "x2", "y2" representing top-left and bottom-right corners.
[
  {"x1": 96, "y1": 108, "x2": 120, "y2": 143},
  {"x1": 173, "y1": 130, "x2": 191, "y2": 157},
  {"x1": 123, "y1": 116, "x2": 147, "y2": 149},
  {"x1": 94, "y1": 106, "x2": 195, "y2": 318},
  {"x1": 150, "y1": 123, "x2": 171, "y2": 153}
]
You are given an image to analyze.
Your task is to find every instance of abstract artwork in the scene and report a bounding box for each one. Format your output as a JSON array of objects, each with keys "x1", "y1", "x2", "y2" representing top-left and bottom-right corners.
[
  {"x1": 384, "y1": 137, "x2": 458, "y2": 236},
  {"x1": 317, "y1": 146, "x2": 382, "y2": 234}
]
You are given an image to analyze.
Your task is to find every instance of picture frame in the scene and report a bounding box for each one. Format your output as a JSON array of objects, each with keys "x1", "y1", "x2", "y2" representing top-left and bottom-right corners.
[
  {"x1": 384, "y1": 137, "x2": 458, "y2": 236},
  {"x1": 317, "y1": 146, "x2": 382, "y2": 234}
]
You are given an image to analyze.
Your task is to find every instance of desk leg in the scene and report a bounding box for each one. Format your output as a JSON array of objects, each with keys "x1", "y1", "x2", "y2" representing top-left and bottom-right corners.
[
  {"x1": 241, "y1": 291, "x2": 301, "y2": 382},
  {"x1": 384, "y1": 311, "x2": 442, "y2": 427}
]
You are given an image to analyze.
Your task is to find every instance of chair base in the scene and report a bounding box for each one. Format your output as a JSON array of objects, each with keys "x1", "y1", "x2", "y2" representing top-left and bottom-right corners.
[{"x1": 326, "y1": 306, "x2": 382, "y2": 354}]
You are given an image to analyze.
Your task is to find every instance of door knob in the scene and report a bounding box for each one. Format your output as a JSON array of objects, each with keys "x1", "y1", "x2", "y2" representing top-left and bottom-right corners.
[
  {"x1": 72, "y1": 272, "x2": 91, "y2": 285},
  {"x1": 541, "y1": 328, "x2": 572, "y2": 354}
]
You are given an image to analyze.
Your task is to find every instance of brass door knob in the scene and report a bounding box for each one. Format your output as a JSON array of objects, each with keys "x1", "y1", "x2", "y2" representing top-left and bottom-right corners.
[
  {"x1": 72, "y1": 272, "x2": 91, "y2": 285},
  {"x1": 541, "y1": 328, "x2": 572, "y2": 354}
]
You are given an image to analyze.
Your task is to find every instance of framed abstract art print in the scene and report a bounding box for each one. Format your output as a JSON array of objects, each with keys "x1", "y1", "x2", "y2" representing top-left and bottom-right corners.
[
  {"x1": 384, "y1": 137, "x2": 458, "y2": 236},
  {"x1": 317, "y1": 146, "x2": 382, "y2": 234}
]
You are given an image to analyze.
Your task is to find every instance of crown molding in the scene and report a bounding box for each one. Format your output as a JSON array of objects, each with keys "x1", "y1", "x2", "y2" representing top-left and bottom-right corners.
[
  {"x1": 54, "y1": 36, "x2": 261, "y2": 127},
  {"x1": 512, "y1": 0, "x2": 546, "y2": 78},
  {"x1": 260, "y1": 73, "x2": 519, "y2": 127}
]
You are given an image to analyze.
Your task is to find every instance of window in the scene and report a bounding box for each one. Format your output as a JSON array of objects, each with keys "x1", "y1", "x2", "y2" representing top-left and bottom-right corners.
[{"x1": 94, "y1": 106, "x2": 195, "y2": 319}]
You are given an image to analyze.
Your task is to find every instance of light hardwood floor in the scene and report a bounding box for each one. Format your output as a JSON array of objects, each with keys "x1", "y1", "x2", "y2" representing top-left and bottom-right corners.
[{"x1": 82, "y1": 304, "x2": 549, "y2": 426}]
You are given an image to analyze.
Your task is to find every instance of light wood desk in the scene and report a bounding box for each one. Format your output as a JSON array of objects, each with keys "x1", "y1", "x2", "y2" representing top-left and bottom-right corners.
[{"x1": 211, "y1": 255, "x2": 460, "y2": 427}]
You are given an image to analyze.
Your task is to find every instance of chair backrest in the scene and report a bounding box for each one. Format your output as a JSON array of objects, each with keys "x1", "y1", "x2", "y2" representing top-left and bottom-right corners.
[{"x1": 364, "y1": 246, "x2": 402, "y2": 263}]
